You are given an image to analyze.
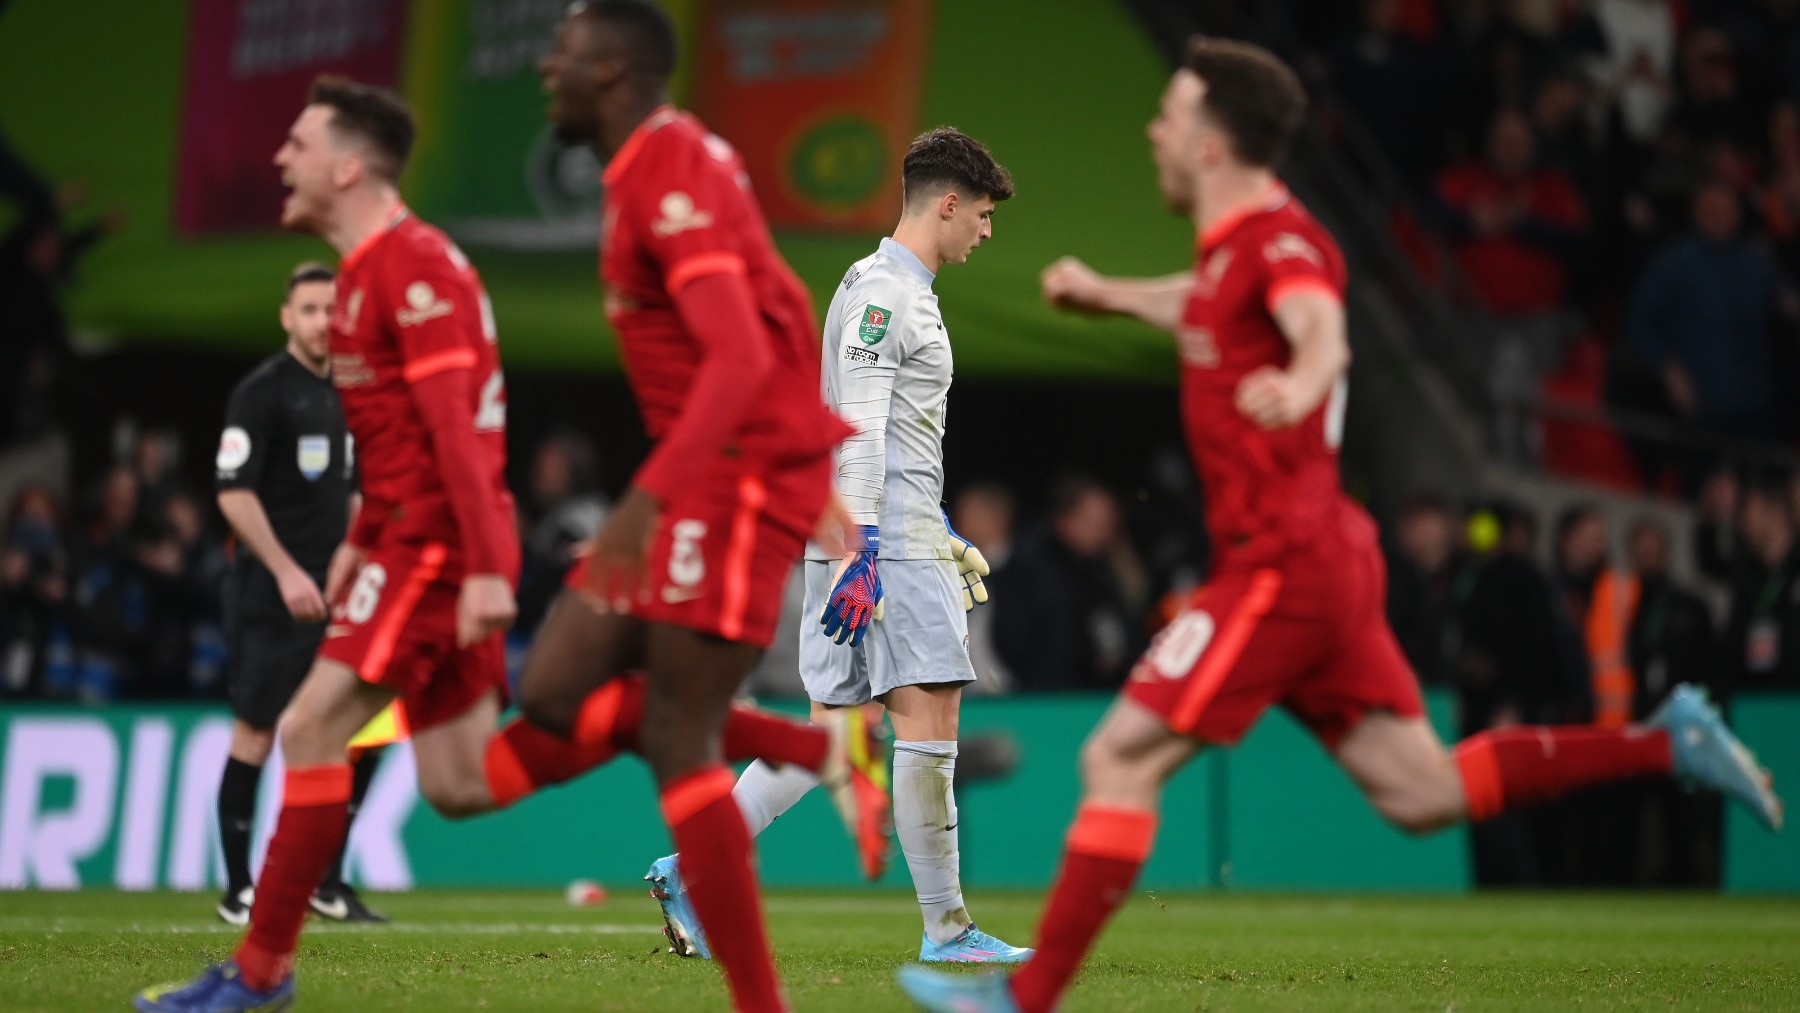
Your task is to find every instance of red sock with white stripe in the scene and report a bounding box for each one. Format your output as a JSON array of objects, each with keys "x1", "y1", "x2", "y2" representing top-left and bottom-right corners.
[
  {"x1": 662, "y1": 766, "x2": 787, "y2": 1013},
  {"x1": 235, "y1": 765, "x2": 351, "y2": 990},
  {"x1": 1454, "y1": 725, "x2": 1673, "y2": 821},
  {"x1": 1009, "y1": 803, "x2": 1158, "y2": 1013}
]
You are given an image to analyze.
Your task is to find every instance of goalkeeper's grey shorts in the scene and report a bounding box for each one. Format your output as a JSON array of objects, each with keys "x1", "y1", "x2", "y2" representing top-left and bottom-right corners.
[{"x1": 797, "y1": 557, "x2": 977, "y2": 706}]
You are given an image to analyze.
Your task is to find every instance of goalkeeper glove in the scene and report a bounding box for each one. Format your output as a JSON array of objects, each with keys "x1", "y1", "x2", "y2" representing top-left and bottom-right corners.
[
  {"x1": 821, "y1": 525, "x2": 884, "y2": 646},
  {"x1": 944, "y1": 510, "x2": 990, "y2": 611}
]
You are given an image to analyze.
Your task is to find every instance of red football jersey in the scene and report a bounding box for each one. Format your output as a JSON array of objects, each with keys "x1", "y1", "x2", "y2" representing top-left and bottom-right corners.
[
  {"x1": 1176, "y1": 186, "x2": 1353, "y2": 567},
  {"x1": 600, "y1": 107, "x2": 848, "y2": 486},
  {"x1": 330, "y1": 207, "x2": 516, "y2": 580}
]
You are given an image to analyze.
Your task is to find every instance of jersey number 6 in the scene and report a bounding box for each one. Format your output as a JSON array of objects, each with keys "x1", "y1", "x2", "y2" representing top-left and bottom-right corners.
[{"x1": 345, "y1": 564, "x2": 388, "y2": 625}]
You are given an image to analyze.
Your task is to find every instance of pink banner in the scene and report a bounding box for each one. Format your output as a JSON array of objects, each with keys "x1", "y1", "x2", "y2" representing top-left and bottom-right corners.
[{"x1": 174, "y1": 0, "x2": 408, "y2": 235}]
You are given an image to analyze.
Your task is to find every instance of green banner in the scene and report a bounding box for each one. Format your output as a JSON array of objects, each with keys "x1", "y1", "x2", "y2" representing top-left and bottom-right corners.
[{"x1": 0, "y1": 694, "x2": 1474, "y2": 893}]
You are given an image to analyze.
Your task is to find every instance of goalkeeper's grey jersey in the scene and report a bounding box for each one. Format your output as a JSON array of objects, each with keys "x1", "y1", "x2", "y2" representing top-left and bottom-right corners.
[{"x1": 807, "y1": 238, "x2": 952, "y2": 561}]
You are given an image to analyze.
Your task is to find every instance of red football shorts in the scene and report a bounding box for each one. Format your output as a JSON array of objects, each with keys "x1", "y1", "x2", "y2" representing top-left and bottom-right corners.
[
  {"x1": 319, "y1": 541, "x2": 507, "y2": 732},
  {"x1": 566, "y1": 454, "x2": 832, "y2": 649},
  {"x1": 1125, "y1": 517, "x2": 1423, "y2": 750}
]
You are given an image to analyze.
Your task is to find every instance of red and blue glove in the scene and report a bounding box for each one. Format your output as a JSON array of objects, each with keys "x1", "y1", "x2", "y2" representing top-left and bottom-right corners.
[{"x1": 821, "y1": 525, "x2": 883, "y2": 646}]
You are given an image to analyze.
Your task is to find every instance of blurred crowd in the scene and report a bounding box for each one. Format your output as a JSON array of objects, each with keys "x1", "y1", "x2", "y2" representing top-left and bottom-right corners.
[{"x1": 1315, "y1": 0, "x2": 1800, "y2": 486}]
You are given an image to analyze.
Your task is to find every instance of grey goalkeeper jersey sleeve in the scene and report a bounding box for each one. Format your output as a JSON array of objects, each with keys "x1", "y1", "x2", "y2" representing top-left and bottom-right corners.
[{"x1": 807, "y1": 238, "x2": 953, "y2": 562}]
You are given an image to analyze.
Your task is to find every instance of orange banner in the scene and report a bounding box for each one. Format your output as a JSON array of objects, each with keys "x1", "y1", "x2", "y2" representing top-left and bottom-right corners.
[{"x1": 689, "y1": 0, "x2": 934, "y2": 231}]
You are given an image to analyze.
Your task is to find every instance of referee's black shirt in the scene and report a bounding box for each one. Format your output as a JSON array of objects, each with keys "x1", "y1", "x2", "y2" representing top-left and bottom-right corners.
[{"x1": 216, "y1": 351, "x2": 353, "y2": 619}]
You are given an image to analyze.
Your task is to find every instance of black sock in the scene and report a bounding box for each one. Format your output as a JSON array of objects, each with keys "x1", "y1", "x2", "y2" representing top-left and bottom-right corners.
[
  {"x1": 323, "y1": 747, "x2": 385, "y2": 891},
  {"x1": 217, "y1": 757, "x2": 262, "y2": 893}
]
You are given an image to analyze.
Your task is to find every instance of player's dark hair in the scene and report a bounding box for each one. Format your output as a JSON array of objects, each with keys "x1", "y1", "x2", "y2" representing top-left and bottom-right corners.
[
  {"x1": 902, "y1": 127, "x2": 1015, "y2": 208},
  {"x1": 286, "y1": 261, "x2": 334, "y2": 296},
  {"x1": 575, "y1": 0, "x2": 678, "y2": 76},
  {"x1": 1181, "y1": 37, "x2": 1307, "y2": 168},
  {"x1": 308, "y1": 75, "x2": 416, "y2": 182},
  {"x1": 1399, "y1": 491, "x2": 1452, "y2": 521}
]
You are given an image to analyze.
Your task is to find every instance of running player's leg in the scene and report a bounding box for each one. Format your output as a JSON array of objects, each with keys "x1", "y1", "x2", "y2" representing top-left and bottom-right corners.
[
  {"x1": 233, "y1": 658, "x2": 393, "y2": 992},
  {"x1": 1003, "y1": 698, "x2": 1194, "y2": 1013},
  {"x1": 1322, "y1": 620, "x2": 1781, "y2": 832},
  {"x1": 641, "y1": 622, "x2": 787, "y2": 1013}
]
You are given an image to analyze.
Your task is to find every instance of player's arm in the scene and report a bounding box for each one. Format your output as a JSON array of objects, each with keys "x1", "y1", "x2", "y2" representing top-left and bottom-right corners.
[
  {"x1": 633, "y1": 263, "x2": 773, "y2": 503},
  {"x1": 1235, "y1": 285, "x2": 1350, "y2": 430},
  {"x1": 1041, "y1": 256, "x2": 1191, "y2": 332},
  {"x1": 394, "y1": 266, "x2": 517, "y2": 644},
  {"x1": 817, "y1": 291, "x2": 905, "y2": 645},
  {"x1": 215, "y1": 374, "x2": 327, "y2": 621}
]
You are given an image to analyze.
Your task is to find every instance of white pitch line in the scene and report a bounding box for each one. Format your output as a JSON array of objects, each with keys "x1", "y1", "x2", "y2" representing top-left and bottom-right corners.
[{"x1": 0, "y1": 920, "x2": 662, "y2": 936}]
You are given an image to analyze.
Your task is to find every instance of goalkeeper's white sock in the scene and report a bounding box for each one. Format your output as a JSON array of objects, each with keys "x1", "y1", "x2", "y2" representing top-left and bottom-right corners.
[
  {"x1": 731, "y1": 759, "x2": 818, "y2": 837},
  {"x1": 894, "y1": 740, "x2": 969, "y2": 945}
]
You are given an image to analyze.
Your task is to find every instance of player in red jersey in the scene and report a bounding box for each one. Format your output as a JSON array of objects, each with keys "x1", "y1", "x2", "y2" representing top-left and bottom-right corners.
[
  {"x1": 898, "y1": 37, "x2": 1783, "y2": 1013},
  {"x1": 138, "y1": 72, "x2": 882, "y2": 1013},
  {"x1": 523, "y1": 4, "x2": 888, "y2": 1011}
]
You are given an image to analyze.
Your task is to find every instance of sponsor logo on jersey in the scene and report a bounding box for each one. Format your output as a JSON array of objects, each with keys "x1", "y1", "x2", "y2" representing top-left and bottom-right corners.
[
  {"x1": 216, "y1": 427, "x2": 251, "y2": 475},
  {"x1": 297, "y1": 435, "x2": 331, "y2": 481},
  {"x1": 1264, "y1": 233, "x2": 1322, "y2": 265},
  {"x1": 843, "y1": 346, "x2": 879, "y2": 364},
  {"x1": 858, "y1": 304, "x2": 892, "y2": 345},
  {"x1": 397, "y1": 282, "x2": 454, "y2": 327},
  {"x1": 331, "y1": 353, "x2": 377, "y2": 388},
  {"x1": 1176, "y1": 326, "x2": 1220, "y2": 368},
  {"x1": 651, "y1": 191, "x2": 714, "y2": 237}
]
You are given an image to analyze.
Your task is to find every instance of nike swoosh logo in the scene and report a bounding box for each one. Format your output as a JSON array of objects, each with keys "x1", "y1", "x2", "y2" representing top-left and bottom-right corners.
[
  {"x1": 945, "y1": 823, "x2": 957, "y2": 831},
  {"x1": 311, "y1": 894, "x2": 349, "y2": 920},
  {"x1": 661, "y1": 585, "x2": 703, "y2": 605}
]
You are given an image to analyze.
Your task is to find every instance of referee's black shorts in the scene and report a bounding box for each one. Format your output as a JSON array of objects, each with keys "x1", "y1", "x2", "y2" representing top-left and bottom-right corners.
[{"x1": 225, "y1": 602, "x2": 326, "y2": 729}]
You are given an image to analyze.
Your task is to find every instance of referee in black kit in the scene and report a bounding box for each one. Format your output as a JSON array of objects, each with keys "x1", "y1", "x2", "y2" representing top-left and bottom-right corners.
[{"x1": 212, "y1": 262, "x2": 385, "y2": 925}]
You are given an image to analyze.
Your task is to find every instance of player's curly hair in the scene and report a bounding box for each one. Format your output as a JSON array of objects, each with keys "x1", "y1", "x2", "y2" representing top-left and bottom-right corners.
[
  {"x1": 574, "y1": 0, "x2": 678, "y2": 76},
  {"x1": 902, "y1": 127, "x2": 1015, "y2": 208},
  {"x1": 1182, "y1": 37, "x2": 1307, "y2": 169},
  {"x1": 309, "y1": 76, "x2": 416, "y2": 183}
]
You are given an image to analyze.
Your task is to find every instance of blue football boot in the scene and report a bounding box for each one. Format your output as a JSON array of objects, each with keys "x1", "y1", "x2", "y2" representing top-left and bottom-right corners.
[
  {"x1": 896, "y1": 965, "x2": 1020, "y2": 1013},
  {"x1": 135, "y1": 961, "x2": 294, "y2": 1012},
  {"x1": 919, "y1": 923, "x2": 1034, "y2": 963},
  {"x1": 645, "y1": 854, "x2": 712, "y2": 959},
  {"x1": 1650, "y1": 684, "x2": 1783, "y2": 831}
]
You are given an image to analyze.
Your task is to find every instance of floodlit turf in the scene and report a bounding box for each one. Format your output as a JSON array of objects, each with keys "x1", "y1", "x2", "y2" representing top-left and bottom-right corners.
[{"x1": 1, "y1": 890, "x2": 1798, "y2": 1011}]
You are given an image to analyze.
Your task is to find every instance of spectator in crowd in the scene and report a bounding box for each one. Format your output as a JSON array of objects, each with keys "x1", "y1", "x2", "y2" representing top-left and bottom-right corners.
[
  {"x1": 0, "y1": 485, "x2": 69, "y2": 697},
  {"x1": 951, "y1": 481, "x2": 1019, "y2": 694},
  {"x1": 1436, "y1": 108, "x2": 1588, "y2": 459},
  {"x1": 1667, "y1": 27, "x2": 1761, "y2": 155},
  {"x1": 515, "y1": 430, "x2": 608, "y2": 634},
  {"x1": 992, "y1": 476, "x2": 1143, "y2": 692},
  {"x1": 1437, "y1": 108, "x2": 1590, "y2": 317},
  {"x1": 1624, "y1": 514, "x2": 1722, "y2": 885},
  {"x1": 1457, "y1": 501, "x2": 1597, "y2": 886},
  {"x1": 1625, "y1": 182, "x2": 1791, "y2": 481},
  {"x1": 1721, "y1": 478, "x2": 1800, "y2": 692},
  {"x1": 1384, "y1": 492, "x2": 1468, "y2": 688}
]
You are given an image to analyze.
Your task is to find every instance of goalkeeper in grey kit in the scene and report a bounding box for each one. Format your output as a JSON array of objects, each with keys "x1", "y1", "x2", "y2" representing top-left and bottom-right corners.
[{"x1": 648, "y1": 127, "x2": 1029, "y2": 963}]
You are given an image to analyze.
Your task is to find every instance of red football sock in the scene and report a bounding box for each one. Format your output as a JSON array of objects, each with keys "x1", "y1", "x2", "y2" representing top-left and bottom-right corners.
[
  {"x1": 661, "y1": 766, "x2": 787, "y2": 1013},
  {"x1": 722, "y1": 707, "x2": 829, "y2": 771},
  {"x1": 575, "y1": 674, "x2": 824, "y2": 770},
  {"x1": 483, "y1": 677, "x2": 642, "y2": 808},
  {"x1": 1455, "y1": 725, "x2": 1673, "y2": 822},
  {"x1": 1010, "y1": 803, "x2": 1158, "y2": 1013},
  {"x1": 235, "y1": 764, "x2": 351, "y2": 990}
]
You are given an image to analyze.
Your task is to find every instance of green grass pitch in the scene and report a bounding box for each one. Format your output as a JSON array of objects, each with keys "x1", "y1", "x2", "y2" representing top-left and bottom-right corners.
[{"x1": 2, "y1": 889, "x2": 1798, "y2": 1011}]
